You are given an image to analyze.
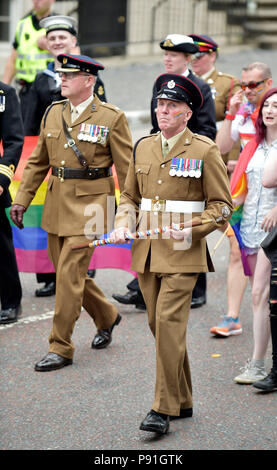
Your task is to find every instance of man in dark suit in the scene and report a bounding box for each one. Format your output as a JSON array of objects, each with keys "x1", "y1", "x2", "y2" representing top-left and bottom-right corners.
[
  {"x1": 113, "y1": 34, "x2": 216, "y2": 311},
  {"x1": 0, "y1": 82, "x2": 24, "y2": 324}
]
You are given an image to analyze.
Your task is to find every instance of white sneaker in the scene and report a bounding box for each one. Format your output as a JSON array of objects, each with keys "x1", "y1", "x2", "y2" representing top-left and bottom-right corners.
[{"x1": 234, "y1": 359, "x2": 267, "y2": 384}]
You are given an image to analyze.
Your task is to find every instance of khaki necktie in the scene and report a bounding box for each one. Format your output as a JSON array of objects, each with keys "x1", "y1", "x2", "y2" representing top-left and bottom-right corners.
[
  {"x1": 71, "y1": 106, "x2": 79, "y2": 123},
  {"x1": 162, "y1": 139, "x2": 169, "y2": 158}
]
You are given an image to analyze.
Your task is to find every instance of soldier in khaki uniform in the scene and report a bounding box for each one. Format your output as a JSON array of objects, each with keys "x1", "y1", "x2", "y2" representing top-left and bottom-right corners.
[
  {"x1": 10, "y1": 54, "x2": 132, "y2": 372},
  {"x1": 110, "y1": 73, "x2": 233, "y2": 434}
]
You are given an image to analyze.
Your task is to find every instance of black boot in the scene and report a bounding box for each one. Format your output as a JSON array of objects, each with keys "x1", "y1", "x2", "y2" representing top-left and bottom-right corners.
[
  {"x1": 253, "y1": 368, "x2": 277, "y2": 392},
  {"x1": 35, "y1": 282, "x2": 56, "y2": 297},
  {"x1": 91, "y1": 314, "x2": 122, "y2": 349},
  {"x1": 112, "y1": 290, "x2": 146, "y2": 310},
  {"x1": 191, "y1": 273, "x2": 206, "y2": 308},
  {"x1": 140, "y1": 410, "x2": 169, "y2": 434},
  {"x1": 0, "y1": 304, "x2": 22, "y2": 324}
]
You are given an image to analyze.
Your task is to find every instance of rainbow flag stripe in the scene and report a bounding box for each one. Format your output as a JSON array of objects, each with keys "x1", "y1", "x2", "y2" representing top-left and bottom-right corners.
[
  {"x1": 7, "y1": 137, "x2": 135, "y2": 275},
  {"x1": 229, "y1": 138, "x2": 258, "y2": 276}
]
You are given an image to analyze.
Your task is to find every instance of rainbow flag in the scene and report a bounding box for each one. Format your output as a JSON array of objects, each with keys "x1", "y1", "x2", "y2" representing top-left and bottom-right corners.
[
  {"x1": 229, "y1": 138, "x2": 258, "y2": 276},
  {"x1": 7, "y1": 136, "x2": 135, "y2": 276}
]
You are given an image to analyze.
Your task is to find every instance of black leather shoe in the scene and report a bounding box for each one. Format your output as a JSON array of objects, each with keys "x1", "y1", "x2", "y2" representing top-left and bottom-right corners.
[
  {"x1": 0, "y1": 304, "x2": 22, "y2": 324},
  {"x1": 190, "y1": 295, "x2": 206, "y2": 309},
  {"x1": 91, "y1": 314, "x2": 122, "y2": 349},
  {"x1": 35, "y1": 353, "x2": 73, "y2": 372},
  {"x1": 112, "y1": 290, "x2": 146, "y2": 310},
  {"x1": 35, "y1": 281, "x2": 56, "y2": 297},
  {"x1": 253, "y1": 368, "x2": 277, "y2": 392},
  {"x1": 87, "y1": 269, "x2": 96, "y2": 279},
  {"x1": 140, "y1": 410, "x2": 169, "y2": 434},
  {"x1": 170, "y1": 408, "x2": 193, "y2": 420}
]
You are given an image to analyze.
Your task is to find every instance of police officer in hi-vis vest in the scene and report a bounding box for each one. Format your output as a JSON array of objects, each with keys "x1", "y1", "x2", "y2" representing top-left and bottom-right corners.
[
  {"x1": 110, "y1": 73, "x2": 233, "y2": 435},
  {"x1": 3, "y1": 0, "x2": 56, "y2": 122}
]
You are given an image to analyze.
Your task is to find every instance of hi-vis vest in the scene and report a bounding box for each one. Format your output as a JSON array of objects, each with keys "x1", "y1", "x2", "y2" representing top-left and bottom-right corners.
[{"x1": 15, "y1": 14, "x2": 53, "y2": 83}]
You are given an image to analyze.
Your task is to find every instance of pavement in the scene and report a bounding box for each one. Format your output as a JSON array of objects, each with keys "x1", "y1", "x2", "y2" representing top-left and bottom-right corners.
[{"x1": 1, "y1": 46, "x2": 277, "y2": 453}]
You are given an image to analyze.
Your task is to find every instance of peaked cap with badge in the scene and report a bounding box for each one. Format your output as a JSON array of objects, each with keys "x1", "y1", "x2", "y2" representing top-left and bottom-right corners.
[
  {"x1": 160, "y1": 34, "x2": 199, "y2": 54},
  {"x1": 156, "y1": 73, "x2": 203, "y2": 110},
  {"x1": 40, "y1": 15, "x2": 78, "y2": 36},
  {"x1": 189, "y1": 34, "x2": 218, "y2": 53},
  {"x1": 56, "y1": 54, "x2": 105, "y2": 76}
]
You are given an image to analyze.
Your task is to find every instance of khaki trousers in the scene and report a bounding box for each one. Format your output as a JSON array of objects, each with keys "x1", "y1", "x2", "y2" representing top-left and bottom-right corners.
[
  {"x1": 138, "y1": 266, "x2": 198, "y2": 416},
  {"x1": 47, "y1": 234, "x2": 118, "y2": 359}
]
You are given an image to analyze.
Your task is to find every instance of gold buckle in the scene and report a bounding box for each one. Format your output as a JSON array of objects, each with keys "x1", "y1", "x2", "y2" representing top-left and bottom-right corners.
[
  {"x1": 57, "y1": 166, "x2": 65, "y2": 182},
  {"x1": 68, "y1": 138, "x2": 75, "y2": 147},
  {"x1": 151, "y1": 199, "x2": 166, "y2": 212}
]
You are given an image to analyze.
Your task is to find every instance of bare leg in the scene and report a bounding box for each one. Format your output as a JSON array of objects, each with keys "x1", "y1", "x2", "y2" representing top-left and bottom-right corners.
[
  {"x1": 234, "y1": 249, "x2": 270, "y2": 383},
  {"x1": 210, "y1": 234, "x2": 247, "y2": 336},
  {"x1": 226, "y1": 235, "x2": 248, "y2": 318},
  {"x1": 247, "y1": 249, "x2": 271, "y2": 360}
]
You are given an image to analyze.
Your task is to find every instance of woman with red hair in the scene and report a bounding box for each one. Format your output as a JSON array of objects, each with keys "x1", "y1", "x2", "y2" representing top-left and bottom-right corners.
[
  {"x1": 232, "y1": 87, "x2": 277, "y2": 384},
  {"x1": 252, "y1": 89, "x2": 277, "y2": 391}
]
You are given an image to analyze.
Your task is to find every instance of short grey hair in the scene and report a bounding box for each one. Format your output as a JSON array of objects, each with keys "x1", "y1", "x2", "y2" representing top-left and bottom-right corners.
[{"x1": 242, "y1": 62, "x2": 272, "y2": 79}]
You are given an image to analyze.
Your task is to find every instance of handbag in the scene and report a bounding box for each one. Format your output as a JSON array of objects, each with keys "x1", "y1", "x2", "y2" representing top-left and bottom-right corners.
[{"x1": 261, "y1": 224, "x2": 277, "y2": 262}]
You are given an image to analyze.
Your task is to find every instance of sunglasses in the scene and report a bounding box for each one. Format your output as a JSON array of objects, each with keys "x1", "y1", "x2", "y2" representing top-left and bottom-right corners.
[
  {"x1": 191, "y1": 52, "x2": 209, "y2": 61},
  {"x1": 240, "y1": 79, "x2": 266, "y2": 90}
]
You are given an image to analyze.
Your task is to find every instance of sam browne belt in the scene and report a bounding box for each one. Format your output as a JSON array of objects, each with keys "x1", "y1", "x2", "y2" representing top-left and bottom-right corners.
[{"x1": 52, "y1": 166, "x2": 112, "y2": 180}]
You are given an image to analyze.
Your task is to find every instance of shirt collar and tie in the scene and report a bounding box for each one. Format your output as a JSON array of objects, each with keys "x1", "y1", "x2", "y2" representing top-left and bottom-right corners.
[
  {"x1": 161, "y1": 128, "x2": 187, "y2": 158},
  {"x1": 70, "y1": 94, "x2": 95, "y2": 123}
]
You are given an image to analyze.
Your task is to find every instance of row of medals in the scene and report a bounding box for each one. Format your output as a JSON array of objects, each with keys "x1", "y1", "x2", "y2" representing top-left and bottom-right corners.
[
  {"x1": 169, "y1": 157, "x2": 203, "y2": 178},
  {"x1": 77, "y1": 123, "x2": 109, "y2": 144}
]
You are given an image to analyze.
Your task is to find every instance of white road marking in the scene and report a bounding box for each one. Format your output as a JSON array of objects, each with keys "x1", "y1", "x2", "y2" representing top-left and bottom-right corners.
[{"x1": 0, "y1": 310, "x2": 54, "y2": 330}]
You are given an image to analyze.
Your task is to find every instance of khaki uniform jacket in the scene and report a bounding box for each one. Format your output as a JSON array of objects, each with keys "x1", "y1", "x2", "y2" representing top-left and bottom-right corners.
[
  {"x1": 14, "y1": 95, "x2": 132, "y2": 236},
  {"x1": 205, "y1": 68, "x2": 241, "y2": 164},
  {"x1": 206, "y1": 68, "x2": 240, "y2": 122},
  {"x1": 115, "y1": 128, "x2": 233, "y2": 274}
]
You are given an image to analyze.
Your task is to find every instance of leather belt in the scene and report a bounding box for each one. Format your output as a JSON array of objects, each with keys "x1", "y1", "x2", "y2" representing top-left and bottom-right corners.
[
  {"x1": 140, "y1": 197, "x2": 205, "y2": 213},
  {"x1": 52, "y1": 166, "x2": 112, "y2": 181},
  {"x1": 62, "y1": 103, "x2": 89, "y2": 168}
]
